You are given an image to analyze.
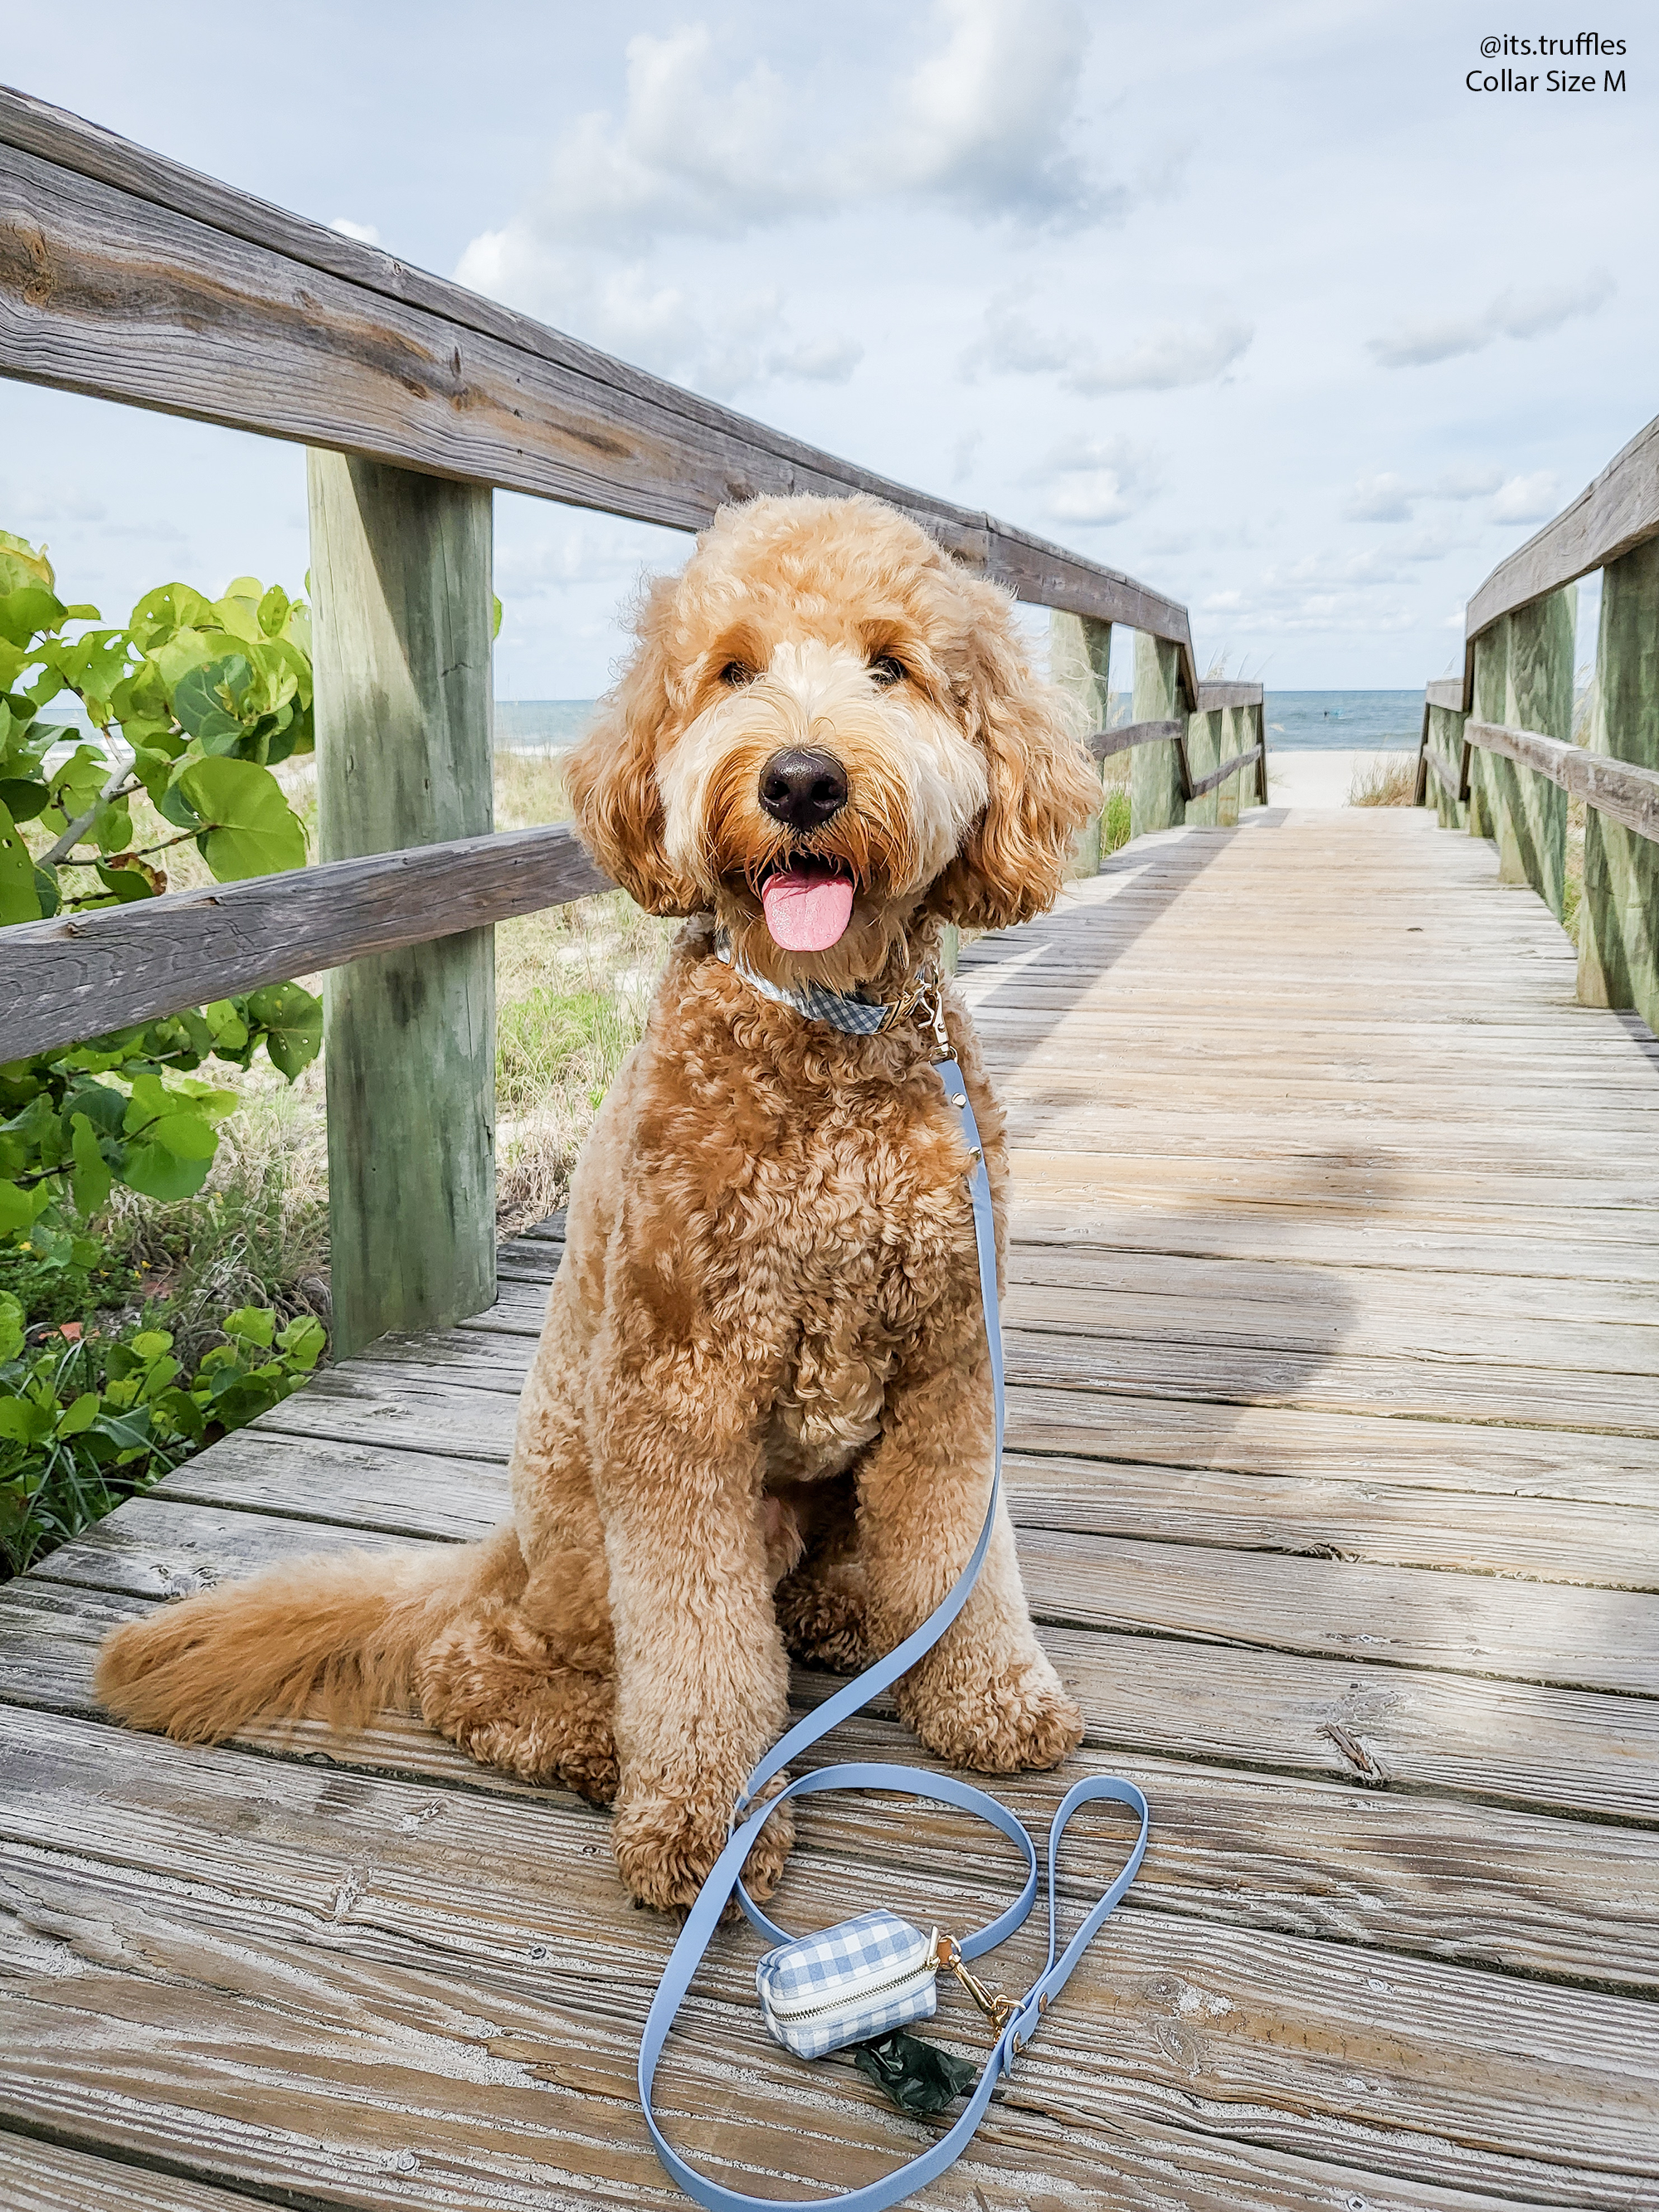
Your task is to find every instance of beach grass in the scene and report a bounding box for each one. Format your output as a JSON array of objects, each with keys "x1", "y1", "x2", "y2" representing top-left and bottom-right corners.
[{"x1": 1348, "y1": 754, "x2": 1418, "y2": 806}]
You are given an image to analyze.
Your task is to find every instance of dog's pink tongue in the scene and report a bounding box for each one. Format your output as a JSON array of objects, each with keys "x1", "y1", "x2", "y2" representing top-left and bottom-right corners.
[{"x1": 761, "y1": 867, "x2": 854, "y2": 951}]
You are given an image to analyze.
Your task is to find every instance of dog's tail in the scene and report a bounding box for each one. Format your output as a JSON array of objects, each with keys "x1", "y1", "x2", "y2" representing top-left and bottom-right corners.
[{"x1": 94, "y1": 1527, "x2": 524, "y2": 1745}]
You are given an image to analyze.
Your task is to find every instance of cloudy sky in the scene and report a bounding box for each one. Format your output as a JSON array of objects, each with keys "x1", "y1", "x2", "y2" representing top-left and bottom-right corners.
[{"x1": 5, "y1": 1, "x2": 1654, "y2": 694}]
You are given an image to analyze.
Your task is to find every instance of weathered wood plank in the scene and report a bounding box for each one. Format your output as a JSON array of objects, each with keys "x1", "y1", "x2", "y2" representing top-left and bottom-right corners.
[
  {"x1": 1087, "y1": 718, "x2": 1184, "y2": 759},
  {"x1": 8, "y1": 1868, "x2": 1634, "y2": 2212},
  {"x1": 1132, "y1": 633, "x2": 1189, "y2": 832},
  {"x1": 357, "y1": 1308, "x2": 1659, "y2": 1435},
  {"x1": 1, "y1": 1703, "x2": 1655, "y2": 2209},
  {"x1": 5, "y1": 1698, "x2": 1659, "y2": 1997},
  {"x1": 1579, "y1": 534, "x2": 1659, "y2": 1033},
  {"x1": 27, "y1": 1469, "x2": 1659, "y2": 1697},
  {"x1": 309, "y1": 451, "x2": 498, "y2": 1354},
  {"x1": 10, "y1": 1574, "x2": 1657, "y2": 1823},
  {"x1": 1188, "y1": 742, "x2": 1262, "y2": 801},
  {"x1": 1467, "y1": 407, "x2": 1659, "y2": 644},
  {"x1": 0, "y1": 100, "x2": 1193, "y2": 651},
  {"x1": 0, "y1": 822, "x2": 613, "y2": 1062},
  {"x1": 1051, "y1": 609, "x2": 1112, "y2": 876},
  {"x1": 44, "y1": 1438, "x2": 1659, "y2": 1599},
  {"x1": 0, "y1": 2137, "x2": 254, "y2": 2212},
  {"x1": 1465, "y1": 720, "x2": 1659, "y2": 845}
]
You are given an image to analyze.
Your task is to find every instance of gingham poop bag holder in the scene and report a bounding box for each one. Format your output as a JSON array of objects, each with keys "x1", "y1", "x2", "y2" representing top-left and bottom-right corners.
[{"x1": 638, "y1": 1044, "x2": 1151, "y2": 2212}]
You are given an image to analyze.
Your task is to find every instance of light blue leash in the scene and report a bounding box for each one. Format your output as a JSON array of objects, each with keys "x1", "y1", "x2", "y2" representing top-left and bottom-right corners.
[{"x1": 639, "y1": 1037, "x2": 1151, "y2": 2212}]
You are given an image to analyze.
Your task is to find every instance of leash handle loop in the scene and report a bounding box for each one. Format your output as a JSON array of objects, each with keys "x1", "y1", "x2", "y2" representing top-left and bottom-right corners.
[{"x1": 638, "y1": 1055, "x2": 1149, "y2": 2212}]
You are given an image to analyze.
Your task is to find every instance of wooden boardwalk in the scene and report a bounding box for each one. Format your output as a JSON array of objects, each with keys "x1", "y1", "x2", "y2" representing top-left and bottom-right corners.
[{"x1": 3, "y1": 803, "x2": 1658, "y2": 2211}]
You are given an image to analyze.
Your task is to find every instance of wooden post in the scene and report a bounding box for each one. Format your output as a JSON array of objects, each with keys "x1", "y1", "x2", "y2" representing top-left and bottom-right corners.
[
  {"x1": 1499, "y1": 587, "x2": 1573, "y2": 915},
  {"x1": 1428, "y1": 704, "x2": 1469, "y2": 830},
  {"x1": 1051, "y1": 611, "x2": 1112, "y2": 875},
  {"x1": 1467, "y1": 621, "x2": 1508, "y2": 845},
  {"x1": 1579, "y1": 537, "x2": 1659, "y2": 1029},
  {"x1": 1131, "y1": 634, "x2": 1185, "y2": 837},
  {"x1": 307, "y1": 451, "x2": 497, "y2": 1357},
  {"x1": 1185, "y1": 706, "x2": 1224, "y2": 828},
  {"x1": 1214, "y1": 706, "x2": 1242, "y2": 827}
]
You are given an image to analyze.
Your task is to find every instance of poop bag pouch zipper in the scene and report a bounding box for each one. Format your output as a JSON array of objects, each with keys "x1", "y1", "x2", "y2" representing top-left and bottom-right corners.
[{"x1": 756, "y1": 1910, "x2": 938, "y2": 2061}]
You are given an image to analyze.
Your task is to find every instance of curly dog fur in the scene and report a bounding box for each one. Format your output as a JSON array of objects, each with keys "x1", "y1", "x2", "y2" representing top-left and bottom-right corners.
[{"x1": 95, "y1": 493, "x2": 1099, "y2": 1909}]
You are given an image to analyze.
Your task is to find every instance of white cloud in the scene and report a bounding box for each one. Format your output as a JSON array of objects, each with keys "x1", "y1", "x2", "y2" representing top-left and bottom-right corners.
[
  {"x1": 1368, "y1": 271, "x2": 1614, "y2": 368},
  {"x1": 473, "y1": 1, "x2": 1105, "y2": 261},
  {"x1": 1068, "y1": 315, "x2": 1253, "y2": 393},
  {"x1": 965, "y1": 296, "x2": 1253, "y2": 392},
  {"x1": 1343, "y1": 472, "x2": 1414, "y2": 523},
  {"x1": 1039, "y1": 434, "x2": 1162, "y2": 525},
  {"x1": 766, "y1": 338, "x2": 864, "y2": 384},
  {"x1": 1490, "y1": 470, "x2": 1563, "y2": 524},
  {"x1": 455, "y1": 4, "x2": 1109, "y2": 395},
  {"x1": 1431, "y1": 465, "x2": 1505, "y2": 500},
  {"x1": 329, "y1": 217, "x2": 380, "y2": 245}
]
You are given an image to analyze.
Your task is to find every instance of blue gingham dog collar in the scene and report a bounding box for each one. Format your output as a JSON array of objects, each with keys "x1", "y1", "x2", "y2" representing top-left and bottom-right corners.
[{"x1": 713, "y1": 930, "x2": 933, "y2": 1037}]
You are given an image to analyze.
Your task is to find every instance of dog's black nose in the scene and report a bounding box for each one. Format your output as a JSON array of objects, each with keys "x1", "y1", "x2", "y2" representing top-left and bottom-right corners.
[{"x1": 758, "y1": 748, "x2": 848, "y2": 830}]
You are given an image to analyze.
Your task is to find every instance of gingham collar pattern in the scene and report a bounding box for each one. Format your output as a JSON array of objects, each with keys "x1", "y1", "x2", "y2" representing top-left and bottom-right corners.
[{"x1": 713, "y1": 932, "x2": 924, "y2": 1037}]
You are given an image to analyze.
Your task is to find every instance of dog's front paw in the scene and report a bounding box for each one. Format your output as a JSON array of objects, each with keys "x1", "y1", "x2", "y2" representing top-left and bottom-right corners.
[
  {"x1": 903, "y1": 1651, "x2": 1083, "y2": 1774},
  {"x1": 611, "y1": 1779, "x2": 795, "y2": 1911}
]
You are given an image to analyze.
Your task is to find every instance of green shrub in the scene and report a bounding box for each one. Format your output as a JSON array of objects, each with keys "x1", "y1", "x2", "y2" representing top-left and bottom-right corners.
[
  {"x1": 1103, "y1": 789, "x2": 1132, "y2": 855},
  {"x1": 1, "y1": 532, "x2": 330, "y2": 1573},
  {"x1": 0, "y1": 1291, "x2": 324, "y2": 1575}
]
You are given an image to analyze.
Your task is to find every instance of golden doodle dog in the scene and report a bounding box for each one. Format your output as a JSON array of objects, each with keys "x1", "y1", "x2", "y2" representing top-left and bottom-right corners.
[{"x1": 96, "y1": 494, "x2": 1099, "y2": 1909}]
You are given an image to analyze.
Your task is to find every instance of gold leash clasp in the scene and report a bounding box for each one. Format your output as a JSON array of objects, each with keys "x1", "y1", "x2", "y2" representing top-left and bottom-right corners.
[
  {"x1": 936, "y1": 1933, "x2": 1017, "y2": 2034},
  {"x1": 914, "y1": 967, "x2": 952, "y2": 1061}
]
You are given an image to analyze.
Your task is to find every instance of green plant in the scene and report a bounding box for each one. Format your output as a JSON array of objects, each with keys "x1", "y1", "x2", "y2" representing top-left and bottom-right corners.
[
  {"x1": 0, "y1": 534, "x2": 323, "y2": 1287},
  {"x1": 0, "y1": 1290, "x2": 324, "y2": 1575},
  {"x1": 1102, "y1": 788, "x2": 1131, "y2": 855}
]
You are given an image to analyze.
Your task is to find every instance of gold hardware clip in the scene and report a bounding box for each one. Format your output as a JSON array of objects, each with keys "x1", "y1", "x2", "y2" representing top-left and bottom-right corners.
[{"x1": 935, "y1": 1934, "x2": 1017, "y2": 2034}]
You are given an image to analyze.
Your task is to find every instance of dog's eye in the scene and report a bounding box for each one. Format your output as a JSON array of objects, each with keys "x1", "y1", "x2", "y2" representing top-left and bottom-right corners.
[
  {"x1": 720, "y1": 660, "x2": 757, "y2": 688},
  {"x1": 868, "y1": 655, "x2": 906, "y2": 689}
]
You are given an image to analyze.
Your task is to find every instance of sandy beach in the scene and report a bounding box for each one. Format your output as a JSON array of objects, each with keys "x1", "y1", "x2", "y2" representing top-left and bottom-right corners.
[{"x1": 1264, "y1": 748, "x2": 1416, "y2": 807}]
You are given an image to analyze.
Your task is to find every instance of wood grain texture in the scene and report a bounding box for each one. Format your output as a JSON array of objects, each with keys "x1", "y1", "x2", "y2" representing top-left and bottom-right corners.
[
  {"x1": 0, "y1": 97, "x2": 1190, "y2": 649},
  {"x1": 1466, "y1": 406, "x2": 1659, "y2": 642},
  {"x1": 1186, "y1": 741, "x2": 1262, "y2": 801},
  {"x1": 1086, "y1": 717, "x2": 1184, "y2": 759},
  {"x1": 0, "y1": 1705, "x2": 1655, "y2": 2212},
  {"x1": 0, "y1": 2137, "x2": 255, "y2": 2211},
  {"x1": 1465, "y1": 719, "x2": 1659, "y2": 844},
  {"x1": 1131, "y1": 633, "x2": 1188, "y2": 832},
  {"x1": 1579, "y1": 534, "x2": 1659, "y2": 1034},
  {"x1": 0, "y1": 821, "x2": 613, "y2": 1061},
  {"x1": 1051, "y1": 609, "x2": 1111, "y2": 877},
  {"x1": 2, "y1": 806, "x2": 1658, "y2": 2205},
  {"x1": 309, "y1": 452, "x2": 497, "y2": 1354},
  {"x1": 8, "y1": 1566, "x2": 1659, "y2": 1829}
]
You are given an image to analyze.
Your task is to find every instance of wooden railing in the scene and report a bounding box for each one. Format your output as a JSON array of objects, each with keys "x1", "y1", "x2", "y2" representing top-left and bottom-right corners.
[
  {"x1": 0, "y1": 86, "x2": 1266, "y2": 1351},
  {"x1": 1416, "y1": 412, "x2": 1659, "y2": 1030}
]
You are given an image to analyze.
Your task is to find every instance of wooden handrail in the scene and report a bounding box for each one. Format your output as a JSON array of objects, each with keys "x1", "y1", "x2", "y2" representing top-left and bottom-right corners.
[
  {"x1": 1085, "y1": 720, "x2": 1185, "y2": 759},
  {"x1": 1086, "y1": 681, "x2": 1267, "y2": 808},
  {"x1": 0, "y1": 85, "x2": 1276, "y2": 1342},
  {"x1": 1467, "y1": 412, "x2": 1659, "y2": 649},
  {"x1": 1463, "y1": 721, "x2": 1659, "y2": 845},
  {"x1": 0, "y1": 84, "x2": 1199, "y2": 697},
  {"x1": 1, "y1": 824, "x2": 613, "y2": 1063}
]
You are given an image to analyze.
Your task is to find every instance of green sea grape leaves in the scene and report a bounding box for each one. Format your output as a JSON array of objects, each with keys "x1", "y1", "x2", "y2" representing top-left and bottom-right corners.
[
  {"x1": 172, "y1": 755, "x2": 309, "y2": 879},
  {"x1": 244, "y1": 981, "x2": 323, "y2": 1077},
  {"x1": 0, "y1": 799, "x2": 39, "y2": 924}
]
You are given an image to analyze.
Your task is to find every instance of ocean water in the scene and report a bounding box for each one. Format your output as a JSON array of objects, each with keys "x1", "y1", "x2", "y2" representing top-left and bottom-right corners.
[
  {"x1": 495, "y1": 699, "x2": 598, "y2": 751},
  {"x1": 1262, "y1": 691, "x2": 1423, "y2": 750},
  {"x1": 494, "y1": 692, "x2": 1428, "y2": 756}
]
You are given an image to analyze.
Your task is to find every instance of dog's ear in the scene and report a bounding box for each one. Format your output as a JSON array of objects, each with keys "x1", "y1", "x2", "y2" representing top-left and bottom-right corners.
[
  {"x1": 925, "y1": 580, "x2": 1101, "y2": 932},
  {"x1": 563, "y1": 577, "x2": 701, "y2": 915}
]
